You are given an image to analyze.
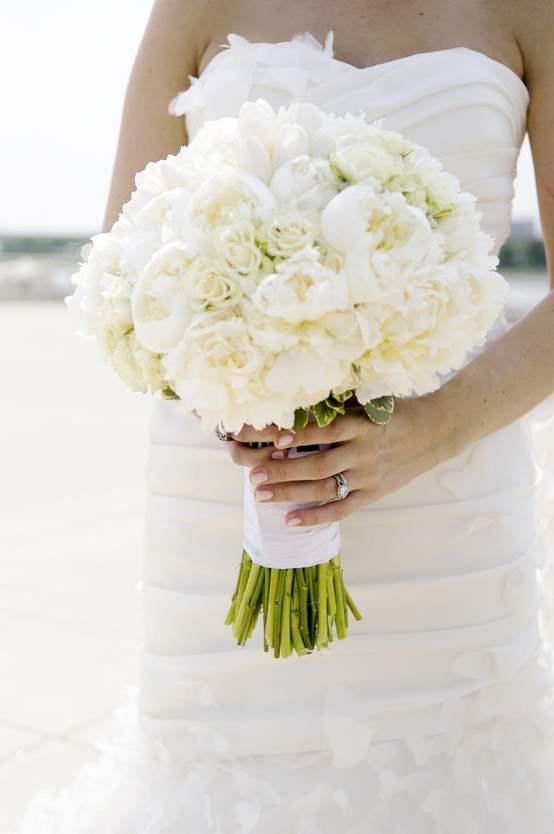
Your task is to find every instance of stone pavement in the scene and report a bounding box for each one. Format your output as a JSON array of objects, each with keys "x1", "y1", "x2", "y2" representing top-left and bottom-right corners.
[{"x1": 0, "y1": 302, "x2": 151, "y2": 832}]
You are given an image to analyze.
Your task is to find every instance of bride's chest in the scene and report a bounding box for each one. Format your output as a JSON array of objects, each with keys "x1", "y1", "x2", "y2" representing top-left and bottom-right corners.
[{"x1": 202, "y1": 0, "x2": 521, "y2": 79}]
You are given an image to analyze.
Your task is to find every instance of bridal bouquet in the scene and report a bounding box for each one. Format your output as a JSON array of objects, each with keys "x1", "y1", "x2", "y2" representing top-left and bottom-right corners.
[{"x1": 70, "y1": 99, "x2": 506, "y2": 657}]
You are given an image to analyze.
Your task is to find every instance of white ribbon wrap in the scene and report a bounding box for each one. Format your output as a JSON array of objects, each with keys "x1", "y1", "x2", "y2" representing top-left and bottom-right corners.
[{"x1": 242, "y1": 447, "x2": 341, "y2": 569}]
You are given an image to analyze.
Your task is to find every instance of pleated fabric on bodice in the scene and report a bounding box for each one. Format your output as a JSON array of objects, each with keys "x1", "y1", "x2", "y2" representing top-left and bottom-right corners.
[{"x1": 172, "y1": 33, "x2": 529, "y2": 252}]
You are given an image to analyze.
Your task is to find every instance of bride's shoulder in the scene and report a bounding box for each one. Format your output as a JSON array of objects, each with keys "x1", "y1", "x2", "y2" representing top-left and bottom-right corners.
[
  {"x1": 142, "y1": 0, "x2": 238, "y2": 75},
  {"x1": 509, "y1": 0, "x2": 554, "y2": 85}
]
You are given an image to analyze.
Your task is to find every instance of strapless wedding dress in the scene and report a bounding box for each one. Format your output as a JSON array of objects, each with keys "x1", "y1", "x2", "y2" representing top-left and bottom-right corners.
[{"x1": 15, "y1": 33, "x2": 554, "y2": 834}]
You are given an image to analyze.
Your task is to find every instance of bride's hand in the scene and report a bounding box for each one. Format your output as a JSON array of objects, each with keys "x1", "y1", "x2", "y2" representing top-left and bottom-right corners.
[{"x1": 227, "y1": 391, "x2": 459, "y2": 526}]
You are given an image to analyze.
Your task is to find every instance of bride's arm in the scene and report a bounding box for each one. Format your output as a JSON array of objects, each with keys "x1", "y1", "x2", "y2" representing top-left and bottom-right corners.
[
  {"x1": 228, "y1": 4, "x2": 554, "y2": 527},
  {"x1": 101, "y1": 0, "x2": 216, "y2": 230}
]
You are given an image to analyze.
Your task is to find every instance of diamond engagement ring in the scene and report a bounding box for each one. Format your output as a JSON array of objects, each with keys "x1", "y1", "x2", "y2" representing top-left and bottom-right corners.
[
  {"x1": 332, "y1": 472, "x2": 349, "y2": 501},
  {"x1": 215, "y1": 422, "x2": 232, "y2": 442}
]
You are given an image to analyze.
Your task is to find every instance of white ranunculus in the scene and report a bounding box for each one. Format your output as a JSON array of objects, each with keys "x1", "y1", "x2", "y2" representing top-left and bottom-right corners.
[{"x1": 131, "y1": 242, "x2": 196, "y2": 352}]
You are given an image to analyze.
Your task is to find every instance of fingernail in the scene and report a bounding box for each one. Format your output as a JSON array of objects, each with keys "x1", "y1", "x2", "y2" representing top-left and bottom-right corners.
[
  {"x1": 255, "y1": 489, "x2": 273, "y2": 502},
  {"x1": 250, "y1": 469, "x2": 268, "y2": 485},
  {"x1": 286, "y1": 516, "x2": 301, "y2": 527},
  {"x1": 276, "y1": 433, "x2": 294, "y2": 448},
  {"x1": 271, "y1": 450, "x2": 286, "y2": 460}
]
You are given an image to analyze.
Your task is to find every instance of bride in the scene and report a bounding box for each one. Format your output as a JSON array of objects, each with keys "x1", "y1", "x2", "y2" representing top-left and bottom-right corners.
[{"x1": 15, "y1": 0, "x2": 554, "y2": 831}]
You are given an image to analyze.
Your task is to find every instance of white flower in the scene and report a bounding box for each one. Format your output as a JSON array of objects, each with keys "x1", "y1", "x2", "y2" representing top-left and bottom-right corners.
[
  {"x1": 330, "y1": 134, "x2": 405, "y2": 184},
  {"x1": 186, "y1": 170, "x2": 277, "y2": 233},
  {"x1": 262, "y1": 210, "x2": 318, "y2": 257},
  {"x1": 183, "y1": 256, "x2": 242, "y2": 311},
  {"x1": 71, "y1": 99, "x2": 505, "y2": 431},
  {"x1": 238, "y1": 99, "x2": 279, "y2": 156},
  {"x1": 131, "y1": 242, "x2": 196, "y2": 352},
  {"x1": 270, "y1": 156, "x2": 340, "y2": 213},
  {"x1": 111, "y1": 331, "x2": 165, "y2": 394},
  {"x1": 252, "y1": 248, "x2": 351, "y2": 324},
  {"x1": 214, "y1": 219, "x2": 263, "y2": 279},
  {"x1": 164, "y1": 314, "x2": 292, "y2": 432}
]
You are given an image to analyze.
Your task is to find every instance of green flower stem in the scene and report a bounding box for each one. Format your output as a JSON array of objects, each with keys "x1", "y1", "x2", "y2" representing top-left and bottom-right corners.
[
  {"x1": 264, "y1": 567, "x2": 280, "y2": 647},
  {"x1": 232, "y1": 561, "x2": 262, "y2": 644},
  {"x1": 263, "y1": 566, "x2": 271, "y2": 652},
  {"x1": 296, "y1": 567, "x2": 312, "y2": 651},
  {"x1": 280, "y1": 568, "x2": 294, "y2": 658},
  {"x1": 331, "y1": 556, "x2": 347, "y2": 639},
  {"x1": 225, "y1": 552, "x2": 361, "y2": 658},
  {"x1": 317, "y1": 562, "x2": 329, "y2": 649},
  {"x1": 326, "y1": 570, "x2": 337, "y2": 618},
  {"x1": 273, "y1": 569, "x2": 287, "y2": 658},
  {"x1": 345, "y1": 587, "x2": 363, "y2": 622}
]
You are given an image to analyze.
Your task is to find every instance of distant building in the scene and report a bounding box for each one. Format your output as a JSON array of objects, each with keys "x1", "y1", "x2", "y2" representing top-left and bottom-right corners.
[{"x1": 510, "y1": 218, "x2": 539, "y2": 240}]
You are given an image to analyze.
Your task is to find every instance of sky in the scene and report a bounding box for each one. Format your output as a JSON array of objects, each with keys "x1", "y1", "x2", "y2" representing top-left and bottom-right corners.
[{"x1": 1, "y1": 0, "x2": 541, "y2": 236}]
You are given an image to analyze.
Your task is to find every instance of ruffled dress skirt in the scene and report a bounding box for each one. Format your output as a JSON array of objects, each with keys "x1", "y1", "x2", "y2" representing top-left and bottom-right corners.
[{"x1": 14, "y1": 394, "x2": 554, "y2": 834}]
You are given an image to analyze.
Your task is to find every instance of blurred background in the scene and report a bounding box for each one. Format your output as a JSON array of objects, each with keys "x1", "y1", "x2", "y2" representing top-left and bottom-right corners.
[{"x1": 0, "y1": 1, "x2": 551, "y2": 830}]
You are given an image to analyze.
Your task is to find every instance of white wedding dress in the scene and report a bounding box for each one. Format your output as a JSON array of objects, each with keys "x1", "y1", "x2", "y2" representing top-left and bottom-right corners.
[{"x1": 15, "y1": 33, "x2": 554, "y2": 834}]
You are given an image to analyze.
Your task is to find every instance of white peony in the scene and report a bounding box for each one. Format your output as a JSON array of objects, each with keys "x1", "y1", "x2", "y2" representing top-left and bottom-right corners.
[{"x1": 131, "y1": 242, "x2": 196, "y2": 353}]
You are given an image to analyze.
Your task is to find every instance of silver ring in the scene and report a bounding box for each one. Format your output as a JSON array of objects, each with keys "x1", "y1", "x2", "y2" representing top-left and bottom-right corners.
[
  {"x1": 215, "y1": 422, "x2": 232, "y2": 442},
  {"x1": 332, "y1": 472, "x2": 349, "y2": 501}
]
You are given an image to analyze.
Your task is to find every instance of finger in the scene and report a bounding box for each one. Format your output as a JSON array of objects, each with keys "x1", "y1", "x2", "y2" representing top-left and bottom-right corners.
[
  {"x1": 228, "y1": 441, "x2": 289, "y2": 467},
  {"x1": 271, "y1": 411, "x2": 365, "y2": 449},
  {"x1": 254, "y1": 471, "x2": 356, "y2": 505},
  {"x1": 231, "y1": 424, "x2": 292, "y2": 445},
  {"x1": 285, "y1": 491, "x2": 364, "y2": 526},
  {"x1": 249, "y1": 444, "x2": 358, "y2": 486}
]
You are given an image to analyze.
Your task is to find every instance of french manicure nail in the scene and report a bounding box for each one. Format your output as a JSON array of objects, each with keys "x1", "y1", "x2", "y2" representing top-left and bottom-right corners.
[
  {"x1": 276, "y1": 433, "x2": 294, "y2": 448},
  {"x1": 250, "y1": 469, "x2": 268, "y2": 485},
  {"x1": 255, "y1": 489, "x2": 273, "y2": 502},
  {"x1": 286, "y1": 516, "x2": 302, "y2": 527}
]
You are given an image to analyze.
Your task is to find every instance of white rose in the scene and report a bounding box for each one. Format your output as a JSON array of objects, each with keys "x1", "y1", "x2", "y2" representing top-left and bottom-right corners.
[
  {"x1": 183, "y1": 256, "x2": 242, "y2": 311},
  {"x1": 262, "y1": 210, "x2": 317, "y2": 257},
  {"x1": 214, "y1": 219, "x2": 263, "y2": 279},
  {"x1": 131, "y1": 242, "x2": 196, "y2": 353},
  {"x1": 330, "y1": 136, "x2": 404, "y2": 184}
]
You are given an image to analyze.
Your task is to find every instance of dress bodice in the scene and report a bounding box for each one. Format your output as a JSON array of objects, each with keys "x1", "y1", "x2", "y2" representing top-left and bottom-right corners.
[{"x1": 171, "y1": 33, "x2": 529, "y2": 252}]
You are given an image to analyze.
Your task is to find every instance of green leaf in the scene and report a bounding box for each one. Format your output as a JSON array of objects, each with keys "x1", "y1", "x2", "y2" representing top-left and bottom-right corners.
[
  {"x1": 312, "y1": 400, "x2": 339, "y2": 427},
  {"x1": 161, "y1": 386, "x2": 180, "y2": 400},
  {"x1": 363, "y1": 395, "x2": 394, "y2": 425},
  {"x1": 292, "y1": 407, "x2": 310, "y2": 432}
]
